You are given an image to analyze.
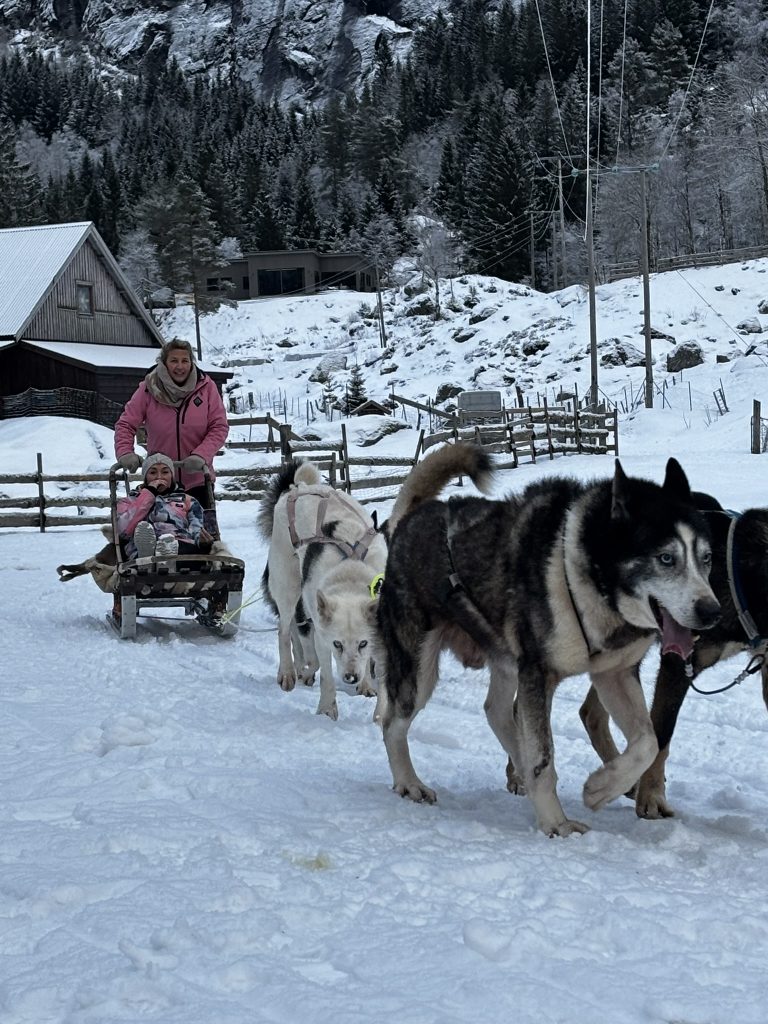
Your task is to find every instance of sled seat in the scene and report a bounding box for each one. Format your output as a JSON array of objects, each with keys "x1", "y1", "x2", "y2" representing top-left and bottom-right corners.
[{"x1": 108, "y1": 462, "x2": 245, "y2": 640}]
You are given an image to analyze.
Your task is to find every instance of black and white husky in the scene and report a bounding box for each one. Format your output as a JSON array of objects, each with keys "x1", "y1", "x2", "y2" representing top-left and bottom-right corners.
[
  {"x1": 580, "y1": 491, "x2": 768, "y2": 819},
  {"x1": 258, "y1": 461, "x2": 387, "y2": 720},
  {"x1": 374, "y1": 443, "x2": 721, "y2": 836}
]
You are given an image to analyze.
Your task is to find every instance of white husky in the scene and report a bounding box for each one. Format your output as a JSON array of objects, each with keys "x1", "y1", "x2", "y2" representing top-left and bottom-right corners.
[{"x1": 257, "y1": 461, "x2": 387, "y2": 720}]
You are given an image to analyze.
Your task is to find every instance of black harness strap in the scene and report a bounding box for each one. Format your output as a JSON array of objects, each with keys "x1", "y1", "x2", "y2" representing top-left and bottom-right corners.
[{"x1": 562, "y1": 524, "x2": 602, "y2": 659}]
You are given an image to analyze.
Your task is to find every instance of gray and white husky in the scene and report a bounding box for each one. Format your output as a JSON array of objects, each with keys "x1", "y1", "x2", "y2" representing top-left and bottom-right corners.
[
  {"x1": 374, "y1": 442, "x2": 721, "y2": 836},
  {"x1": 258, "y1": 461, "x2": 387, "y2": 720}
]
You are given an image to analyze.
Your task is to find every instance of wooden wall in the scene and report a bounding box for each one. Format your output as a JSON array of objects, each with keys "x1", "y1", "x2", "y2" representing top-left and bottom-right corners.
[{"x1": 23, "y1": 239, "x2": 157, "y2": 347}]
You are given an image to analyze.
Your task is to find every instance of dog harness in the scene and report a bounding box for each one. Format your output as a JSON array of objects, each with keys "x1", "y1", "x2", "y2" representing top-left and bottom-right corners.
[
  {"x1": 724, "y1": 511, "x2": 766, "y2": 649},
  {"x1": 286, "y1": 486, "x2": 378, "y2": 562},
  {"x1": 687, "y1": 510, "x2": 767, "y2": 695}
]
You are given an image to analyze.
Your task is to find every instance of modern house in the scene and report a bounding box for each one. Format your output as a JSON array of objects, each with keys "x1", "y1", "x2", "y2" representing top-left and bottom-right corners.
[
  {"x1": 208, "y1": 249, "x2": 375, "y2": 300},
  {"x1": 0, "y1": 222, "x2": 231, "y2": 426}
]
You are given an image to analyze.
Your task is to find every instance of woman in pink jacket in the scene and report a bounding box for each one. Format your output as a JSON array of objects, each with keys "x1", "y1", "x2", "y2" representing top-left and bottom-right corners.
[{"x1": 114, "y1": 339, "x2": 228, "y2": 506}]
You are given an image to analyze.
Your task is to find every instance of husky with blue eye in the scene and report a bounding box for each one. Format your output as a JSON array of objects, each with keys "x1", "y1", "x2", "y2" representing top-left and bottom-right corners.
[
  {"x1": 579, "y1": 491, "x2": 768, "y2": 820},
  {"x1": 374, "y1": 443, "x2": 721, "y2": 837}
]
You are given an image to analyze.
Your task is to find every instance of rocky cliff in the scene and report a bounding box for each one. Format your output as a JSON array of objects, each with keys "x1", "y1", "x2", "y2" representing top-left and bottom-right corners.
[{"x1": 0, "y1": 0, "x2": 449, "y2": 103}]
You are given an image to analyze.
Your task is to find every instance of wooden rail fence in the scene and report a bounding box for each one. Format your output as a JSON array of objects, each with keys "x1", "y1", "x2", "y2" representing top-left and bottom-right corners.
[{"x1": 0, "y1": 404, "x2": 618, "y2": 531}]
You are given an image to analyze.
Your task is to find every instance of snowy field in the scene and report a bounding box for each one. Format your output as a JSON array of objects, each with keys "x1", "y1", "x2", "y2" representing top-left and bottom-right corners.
[{"x1": 3, "y1": 263, "x2": 768, "y2": 1022}]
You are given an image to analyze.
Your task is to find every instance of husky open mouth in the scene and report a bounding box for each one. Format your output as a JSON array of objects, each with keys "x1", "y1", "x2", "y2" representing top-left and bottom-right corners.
[{"x1": 649, "y1": 598, "x2": 694, "y2": 660}]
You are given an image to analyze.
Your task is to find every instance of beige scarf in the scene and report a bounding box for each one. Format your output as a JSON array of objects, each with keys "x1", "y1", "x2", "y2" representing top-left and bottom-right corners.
[{"x1": 145, "y1": 358, "x2": 198, "y2": 407}]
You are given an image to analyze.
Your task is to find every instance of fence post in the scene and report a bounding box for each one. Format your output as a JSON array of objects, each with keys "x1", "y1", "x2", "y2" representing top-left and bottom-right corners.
[
  {"x1": 278, "y1": 424, "x2": 293, "y2": 464},
  {"x1": 329, "y1": 451, "x2": 337, "y2": 488},
  {"x1": 543, "y1": 398, "x2": 554, "y2": 459},
  {"x1": 413, "y1": 429, "x2": 425, "y2": 464},
  {"x1": 340, "y1": 423, "x2": 352, "y2": 493},
  {"x1": 36, "y1": 452, "x2": 46, "y2": 533},
  {"x1": 574, "y1": 404, "x2": 582, "y2": 454},
  {"x1": 752, "y1": 400, "x2": 761, "y2": 454}
]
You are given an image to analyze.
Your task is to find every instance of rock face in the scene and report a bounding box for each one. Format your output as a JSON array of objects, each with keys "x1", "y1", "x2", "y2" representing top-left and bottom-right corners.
[{"x1": 0, "y1": 0, "x2": 449, "y2": 103}]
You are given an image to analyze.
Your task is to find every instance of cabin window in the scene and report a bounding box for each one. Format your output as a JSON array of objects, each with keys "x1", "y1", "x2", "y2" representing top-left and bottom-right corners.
[{"x1": 76, "y1": 282, "x2": 94, "y2": 316}]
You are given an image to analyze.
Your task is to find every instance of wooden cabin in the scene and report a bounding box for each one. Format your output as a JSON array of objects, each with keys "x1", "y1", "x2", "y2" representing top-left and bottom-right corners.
[{"x1": 0, "y1": 222, "x2": 232, "y2": 426}]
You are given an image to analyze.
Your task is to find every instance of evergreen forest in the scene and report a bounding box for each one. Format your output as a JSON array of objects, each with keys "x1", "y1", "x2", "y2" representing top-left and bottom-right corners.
[{"x1": 1, "y1": 0, "x2": 767, "y2": 293}]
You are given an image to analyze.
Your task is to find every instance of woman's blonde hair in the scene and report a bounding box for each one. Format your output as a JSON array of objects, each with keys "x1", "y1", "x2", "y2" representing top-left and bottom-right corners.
[{"x1": 161, "y1": 338, "x2": 195, "y2": 364}]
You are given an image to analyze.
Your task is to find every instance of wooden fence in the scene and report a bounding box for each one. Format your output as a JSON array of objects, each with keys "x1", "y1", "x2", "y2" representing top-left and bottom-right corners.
[
  {"x1": 421, "y1": 403, "x2": 618, "y2": 464},
  {"x1": 0, "y1": 404, "x2": 617, "y2": 531},
  {"x1": 604, "y1": 243, "x2": 768, "y2": 283}
]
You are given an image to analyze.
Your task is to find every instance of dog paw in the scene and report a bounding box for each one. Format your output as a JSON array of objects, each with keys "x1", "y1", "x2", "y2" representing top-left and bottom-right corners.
[
  {"x1": 298, "y1": 670, "x2": 316, "y2": 687},
  {"x1": 278, "y1": 672, "x2": 296, "y2": 692},
  {"x1": 582, "y1": 768, "x2": 622, "y2": 811},
  {"x1": 317, "y1": 701, "x2": 338, "y2": 721},
  {"x1": 355, "y1": 681, "x2": 377, "y2": 698},
  {"x1": 546, "y1": 819, "x2": 590, "y2": 837},
  {"x1": 393, "y1": 780, "x2": 437, "y2": 804},
  {"x1": 635, "y1": 789, "x2": 675, "y2": 819}
]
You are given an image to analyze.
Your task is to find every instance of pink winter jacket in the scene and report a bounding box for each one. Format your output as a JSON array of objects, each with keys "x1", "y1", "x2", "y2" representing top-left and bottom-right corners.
[{"x1": 114, "y1": 370, "x2": 229, "y2": 492}]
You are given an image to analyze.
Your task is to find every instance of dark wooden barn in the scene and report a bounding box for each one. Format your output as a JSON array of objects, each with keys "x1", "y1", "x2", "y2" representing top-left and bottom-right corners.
[{"x1": 0, "y1": 222, "x2": 231, "y2": 426}]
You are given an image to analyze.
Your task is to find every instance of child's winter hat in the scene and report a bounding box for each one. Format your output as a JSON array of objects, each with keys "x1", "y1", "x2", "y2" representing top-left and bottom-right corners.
[{"x1": 143, "y1": 453, "x2": 175, "y2": 480}]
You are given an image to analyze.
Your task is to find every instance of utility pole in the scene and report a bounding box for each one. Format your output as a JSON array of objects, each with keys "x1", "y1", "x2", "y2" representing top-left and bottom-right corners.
[
  {"x1": 529, "y1": 212, "x2": 536, "y2": 289},
  {"x1": 551, "y1": 215, "x2": 558, "y2": 290},
  {"x1": 572, "y1": 160, "x2": 658, "y2": 409},
  {"x1": 374, "y1": 258, "x2": 388, "y2": 349},
  {"x1": 640, "y1": 169, "x2": 653, "y2": 408},
  {"x1": 558, "y1": 158, "x2": 567, "y2": 287},
  {"x1": 585, "y1": 169, "x2": 599, "y2": 408}
]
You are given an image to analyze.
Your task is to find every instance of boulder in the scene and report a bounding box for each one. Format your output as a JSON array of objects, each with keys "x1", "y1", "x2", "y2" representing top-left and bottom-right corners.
[
  {"x1": 354, "y1": 418, "x2": 410, "y2": 447},
  {"x1": 468, "y1": 305, "x2": 497, "y2": 325},
  {"x1": 600, "y1": 339, "x2": 646, "y2": 367},
  {"x1": 453, "y1": 327, "x2": 478, "y2": 344},
  {"x1": 666, "y1": 341, "x2": 704, "y2": 372},
  {"x1": 434, "y1": 383, "x2": 463, "y2": 404},
  {"x1": 521, "y1": 336, "x2": 549, "y2": 356},
  {"x1": 309, "y1": 352, "x2": 348, "y2": 382},
  {"x1": 737, "y1": 317, "x2": 763, "y2": 334},
  {"x1": 403, "y1": 295, "x2": 436, "y2": 317}
]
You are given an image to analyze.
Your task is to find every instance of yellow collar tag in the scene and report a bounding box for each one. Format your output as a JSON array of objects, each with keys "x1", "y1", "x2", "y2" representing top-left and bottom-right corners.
[{"x1": 369, "y1": 573, "x2": 385, "y2": 599}]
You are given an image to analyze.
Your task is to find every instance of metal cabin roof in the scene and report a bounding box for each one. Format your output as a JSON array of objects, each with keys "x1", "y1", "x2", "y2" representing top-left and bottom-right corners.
[
  {"x1": 0, "y1": 222, "x2": 163, "y2": 346},
  {"x1": 0, "y1": 222, "x2": 92, "y2": 338}
]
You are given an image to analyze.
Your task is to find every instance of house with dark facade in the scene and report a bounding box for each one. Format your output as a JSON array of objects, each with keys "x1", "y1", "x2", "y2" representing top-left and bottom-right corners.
[
  {"x1": 208, "y1": 249, "x2": 375, "y2": 300},
  {"x1": 0, "y1": 222, "x2": 231, "y2": 426}
]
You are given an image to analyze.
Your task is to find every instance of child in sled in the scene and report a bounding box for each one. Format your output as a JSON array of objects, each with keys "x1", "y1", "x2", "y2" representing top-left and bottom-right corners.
[{"x1": 117, "y1": 452, "x2": 214, "y2": 564}]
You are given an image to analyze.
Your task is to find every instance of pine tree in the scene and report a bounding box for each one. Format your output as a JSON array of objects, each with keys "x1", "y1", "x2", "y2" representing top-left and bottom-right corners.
[
  {"x1": 463, "y1": 95, "x2": 528, "y2": 280},
  {"x1": 345, "y1": 363, "x2": 368, "y2": 412},
  {"x1": 0, "y1": 115, "x2": 42, "y2": 227},
  {"x1": 158, "y1": 175, "x2": 229, "y2": 359}
]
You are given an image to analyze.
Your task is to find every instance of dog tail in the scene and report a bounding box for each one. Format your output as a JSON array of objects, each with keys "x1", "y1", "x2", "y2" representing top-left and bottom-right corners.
[
  {"x1": 294, "y1": 461, "x2": 321, "y2": 486},
  {"x1": 256, "y1": 462, "x2": 302, "y2": 539},
  {"x1": 387, "y1": 442, "x2": 494, "y2": 536}
]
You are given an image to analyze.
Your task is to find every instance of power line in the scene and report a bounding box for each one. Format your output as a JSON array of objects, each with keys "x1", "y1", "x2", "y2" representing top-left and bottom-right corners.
[
  {"x1": 532, "y1": 0, "x2": 573, "y2": 164},
  {"x1": 659, "y1": 0, "x2": 718, "y2": 160}
]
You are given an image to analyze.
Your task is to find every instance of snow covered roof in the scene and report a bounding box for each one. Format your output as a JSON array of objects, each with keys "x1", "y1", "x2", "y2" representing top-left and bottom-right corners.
[
  {"x1": 0, "y1": 222, "x2": 163, "y2": 345},
  {"x1": 22, "y1": 340, "x2": 230, "y2": 377}
]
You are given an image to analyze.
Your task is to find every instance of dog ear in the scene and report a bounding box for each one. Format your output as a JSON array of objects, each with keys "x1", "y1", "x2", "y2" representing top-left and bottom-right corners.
[
  {"x1": 366, "y1": 600, "x2": 379, "y2": 626},
  {"x1": 662, "y1": 457, "x2": 692, "y2": 502},
  {"x1": 611, "y1": 459, "x2": 630, "y2": 520},
  {"x1": 315, "y1": 590, "x2": 334, "y2": 624}
]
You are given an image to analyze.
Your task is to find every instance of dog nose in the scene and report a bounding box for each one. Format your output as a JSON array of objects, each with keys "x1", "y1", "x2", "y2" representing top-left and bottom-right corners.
[
  {"x1": 695, "y1": 596, "x2": 721, "y2": 628},
  {"x1": 343, "y1": 673, "x2": 358, "y2": 684}
]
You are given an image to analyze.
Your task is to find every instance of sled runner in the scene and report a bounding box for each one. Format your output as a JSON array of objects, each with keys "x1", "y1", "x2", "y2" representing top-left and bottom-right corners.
[{"x1": 106, "y1": 462, "x2": 245, "y2": 640}]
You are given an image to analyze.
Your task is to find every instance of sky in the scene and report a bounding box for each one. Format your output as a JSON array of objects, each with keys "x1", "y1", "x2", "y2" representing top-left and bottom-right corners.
[{"x1": 2, "y1": 261, "x2": 768, "y2": 1023}]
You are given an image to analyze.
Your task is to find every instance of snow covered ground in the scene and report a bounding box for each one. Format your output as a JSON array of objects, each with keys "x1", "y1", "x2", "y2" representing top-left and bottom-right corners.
[{"x1": 3, "y1": 263, "x2": 768, "y2": 1022}]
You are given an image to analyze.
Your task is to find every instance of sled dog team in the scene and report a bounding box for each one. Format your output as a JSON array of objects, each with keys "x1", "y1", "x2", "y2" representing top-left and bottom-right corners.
[{"x1": 260, "y1": 443, "x2": 768, "y2": 837}]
